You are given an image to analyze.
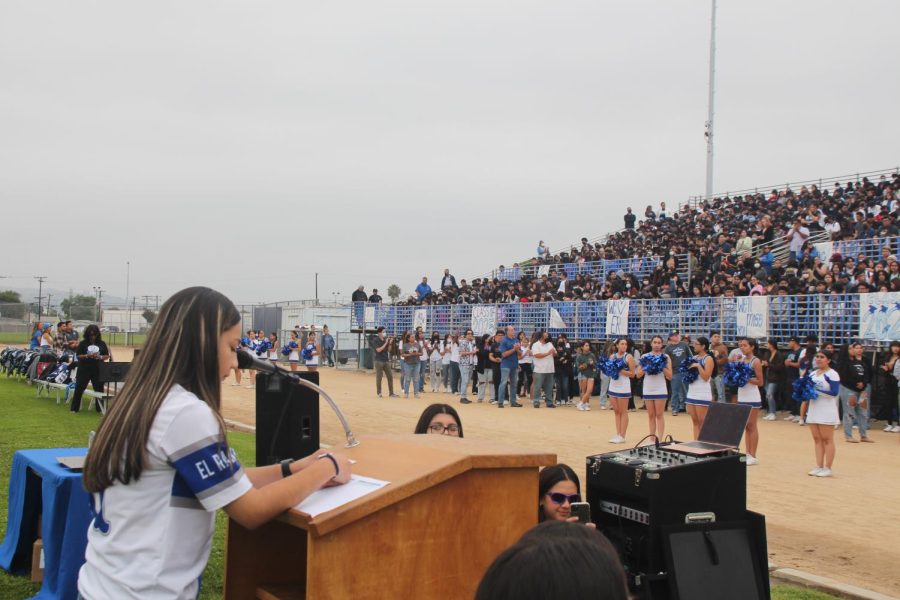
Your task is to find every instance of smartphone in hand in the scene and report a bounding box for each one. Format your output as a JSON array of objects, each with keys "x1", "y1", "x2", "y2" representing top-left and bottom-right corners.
[{"x1": 570, "y1": 502, "x2": 592, "y2": 525}]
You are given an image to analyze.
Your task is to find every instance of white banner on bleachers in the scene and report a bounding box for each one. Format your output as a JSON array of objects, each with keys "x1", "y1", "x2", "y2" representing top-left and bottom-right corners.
[
  {"x1": 859, "y1": 292, "x2": 900, "y2": 342},
  {"x1": 537, "y1": 265, "x2": 550, "y2": 277},
  {"x1": 735, "y1": 296, "x2": 768, "y2": 339},
  {"x1": 471, "y1": 306, "x2": 497, "y2": 336},
  {"x1": 364, "y1": 306, "x2": 375, "y2": 325},
  {"x1": 606, "y1": 300, "x2": 629, "y2": 337},
  {"x1": 413, "y1": 309, "x2": 428, "y2": 332},
  {"x1": 814, "y1": 241, "x2": 834, "y2": 268},
  {"x1": 549, "y1": 308, "x2": 567, "y2": 329}
]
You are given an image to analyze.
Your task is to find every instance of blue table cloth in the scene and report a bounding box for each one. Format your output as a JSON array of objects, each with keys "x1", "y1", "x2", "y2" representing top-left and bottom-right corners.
[{"x1": 0, "y1": 448, "x2": 90, "y2": 600}]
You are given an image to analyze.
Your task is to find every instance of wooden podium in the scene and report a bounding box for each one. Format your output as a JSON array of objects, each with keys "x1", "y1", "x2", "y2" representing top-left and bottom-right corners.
[{"x1": 224, "y1": 434, "x2": 555, "y2": 599}]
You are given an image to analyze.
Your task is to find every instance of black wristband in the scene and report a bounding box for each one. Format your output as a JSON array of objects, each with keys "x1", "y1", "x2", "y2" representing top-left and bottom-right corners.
[
  {"x1": 318, "y1": 453, "x2": 339, "y2": 480},
  {"x1": 280, "y1": 458, "x2": 295, "y2": 478}
]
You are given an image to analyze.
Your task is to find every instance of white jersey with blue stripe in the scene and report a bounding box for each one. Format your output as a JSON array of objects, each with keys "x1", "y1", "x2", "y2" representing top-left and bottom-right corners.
[{"x1": 78, "y1": 384, "x2": 252, "y2": 600}]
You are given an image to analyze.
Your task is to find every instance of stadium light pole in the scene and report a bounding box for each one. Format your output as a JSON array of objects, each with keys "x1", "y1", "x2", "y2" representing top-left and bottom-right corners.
[
  {"x1": 704, "y1": 0, "x2": 717, "y2": 202},
  {"x1": 34, "y1": 276, "x2": 47, "y2": 321}
]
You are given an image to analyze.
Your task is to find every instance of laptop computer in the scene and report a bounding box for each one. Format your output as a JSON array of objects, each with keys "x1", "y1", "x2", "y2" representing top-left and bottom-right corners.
[{"x1": 665, "y1": 403, "x2": 752, "y2": 456}]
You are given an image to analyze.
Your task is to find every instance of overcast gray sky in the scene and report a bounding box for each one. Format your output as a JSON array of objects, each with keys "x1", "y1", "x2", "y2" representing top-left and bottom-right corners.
[{"x1": 2, "y1": 0, "x2": 898, "y2": 306}]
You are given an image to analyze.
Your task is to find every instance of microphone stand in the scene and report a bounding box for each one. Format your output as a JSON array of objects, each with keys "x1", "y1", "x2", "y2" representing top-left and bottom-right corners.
[{"x1": 255, "y1": 358, "x2": 360, "y2": 449}]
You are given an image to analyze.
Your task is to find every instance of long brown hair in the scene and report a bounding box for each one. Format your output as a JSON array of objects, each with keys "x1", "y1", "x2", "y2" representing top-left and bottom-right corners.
[{"x1": 83, "y1": 287, "x2": 241, "y2": 493}]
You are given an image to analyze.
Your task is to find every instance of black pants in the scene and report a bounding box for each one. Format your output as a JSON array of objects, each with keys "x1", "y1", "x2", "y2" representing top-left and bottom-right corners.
[
  {"x1": 70, "y1": 370, "x2": 104, "y2": 412},
  {"x1": 518, "y1": 364, "x2": 533, "y2": 396}
]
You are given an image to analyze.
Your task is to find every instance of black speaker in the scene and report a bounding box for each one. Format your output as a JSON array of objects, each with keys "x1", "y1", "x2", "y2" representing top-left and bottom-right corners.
[{"x1": 255, "y1": 372, "x2": 320, "y2": 466}]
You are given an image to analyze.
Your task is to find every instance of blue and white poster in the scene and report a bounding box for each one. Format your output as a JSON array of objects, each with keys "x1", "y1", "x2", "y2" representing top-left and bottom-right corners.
[
  {"x1": 859, "y1": 292, "x2": 900, "y2": 342},
  {"x1": 736, "y1": 296, "x2": 768, "y2": 339},
  {"x1": 413, "y1": 309, "x2": 428, "y2": 332},
  {"x1": 606, "y1": 300, "x2": 629, "y2": 337},
  {"x1": 471, "y1": 306, "x2": 497, "y2": 337}
]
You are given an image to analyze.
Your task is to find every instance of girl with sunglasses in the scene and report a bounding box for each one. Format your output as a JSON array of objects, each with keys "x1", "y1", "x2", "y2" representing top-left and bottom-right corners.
[{"x1": 538, "y1": 464, "x2": 594, "y2": 527}]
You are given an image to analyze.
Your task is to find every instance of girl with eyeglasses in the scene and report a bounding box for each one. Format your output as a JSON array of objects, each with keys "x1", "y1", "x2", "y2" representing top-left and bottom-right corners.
[
  {"x1": 537, "y1": 464, "x2": 595, "y2": 528},
  {"x1": 414, "y1": 403, "x2": 463, "y2": 438},
  {"x1": 806, "y1": 350, "x2": 841, "y2": 477}
]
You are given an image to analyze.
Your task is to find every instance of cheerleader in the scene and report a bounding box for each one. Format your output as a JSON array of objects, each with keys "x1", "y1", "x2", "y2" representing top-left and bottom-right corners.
[
  {"x1": 734, "y1": 338, "x2": 764, "y2": 465},
  {"x1": 636, "y1": 336, "x2": 672, "y2": 441},
  {"x1": 607, "y1": 338, "x2": 636, "y2": 444},
  {"x1": 268, "y1": 332, "x2": 279, "y2": 362},
  {"x1": 287, "y1": 331, "x2": 301, "y2": 372},
  {"x1": 242, "y1": 330, "x2": 258, "y2": 389},
  {"x1": 684, "y1": 337, "x2": 714, "y2": 440},
  {"x1": 304, "y1": 331, "x2": 320, "y2": 372},
  {"x1": 806, "y1": 350, "x2": 841, "y2": 477}
]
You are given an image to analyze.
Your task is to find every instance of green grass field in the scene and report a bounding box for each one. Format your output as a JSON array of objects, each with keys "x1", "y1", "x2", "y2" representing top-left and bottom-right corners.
[{"x1": 0, "y1": 376, "x2": 838, "y2": 599}]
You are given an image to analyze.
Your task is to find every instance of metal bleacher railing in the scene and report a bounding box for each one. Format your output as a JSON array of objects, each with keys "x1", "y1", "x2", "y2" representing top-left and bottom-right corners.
[
  {"x1": 353, "y1": 291, "x2": 888, "y2": 347},
  {"x1": 483, "y1": 236, "x2": 899, "y2": 286}
]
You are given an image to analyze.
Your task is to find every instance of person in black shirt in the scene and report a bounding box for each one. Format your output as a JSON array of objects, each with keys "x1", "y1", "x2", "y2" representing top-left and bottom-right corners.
[
  {"x1": 351, "y1": 286, "x2": 368, "y2": 303},
  {"x1": 489, "y1": 331, "x2": 504, "y2": 403},
  {"x1": 623, "y1": 208, "x2": 636, "y2": 230},
  {"x1": 783, "y1": 337, "x2": 802, "y2": 421},
  {"x1": 838, "y1": 342, "x2": 873, "y2": 443},
  {"x1": 70, "y1": 324, "x2": 111, "y2": 412},
  {"x1": 554, "y1": 335, "x2": 573, "y2": 406},
  {"x1": 368, "y1": 289, "x2": 383, "y2": 303}
]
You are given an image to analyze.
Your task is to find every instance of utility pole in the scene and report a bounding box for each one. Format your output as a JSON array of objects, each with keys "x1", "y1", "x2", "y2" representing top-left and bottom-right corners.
[
  {"x1": 704, "y1": 0, "x2": 717, "y2": 202},
  {"x1": 47, "y1": 294, "x2": 52, "y2": 317},
  {"x1": 34, "y1": 276, "x2": 47, "y2": 321},
  {"x1": 93, "y1": 287, "x2": 105, "y2": 323},
  {"x1": 315, "y1": 273, "x2": 319, "y2": 305},
  {"x1": 125, "y1": 261, "x2": 130, "y2": 332}
]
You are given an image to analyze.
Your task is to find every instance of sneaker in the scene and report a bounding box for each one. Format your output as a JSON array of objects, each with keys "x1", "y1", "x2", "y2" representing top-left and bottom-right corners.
[
  {"x1": 763, "y1": 414, "x2": 776, "y2": 421},
  {"x1": 575, "y1": 402, "x2": 584, "y2": 411},
  {"x1": 599, "y1": 405, "x2": 609, "y2": 410},
  {"x1": 671, "y1": 410, "x2": 679, "y2": 416},
  {"x1": 799, "y1": 419, "x2": 806, "y2": 426},
  {"x1": 784, "y1": 415, "x2": 795, "y2": 421},
  {"x1": 230, "y1": 382, "x2": 240, "y2": 387},
  {"x1": 860, "y1": 437, "x2": 874, "y2": 443},
  {"x1": 608, "y1": 435, "x2": 626, "y2": 444},
  {"x1": 511, "y1": 402, "x2": 523, "y2": 408},
  {"x1": 377, "y1": 393, "x2": 383, "y2": 398},
  {"x1": 892, "y1": 425, "x2": 900, "y2": 433},
  {"x1": 246, "y1": 384, "x2": 256, "y2": 389},
  {"x1": 583, "y1": 404, "x2": 591, "y2": 411},
  {"x1": 389, "y1": 394, "x2": 400, "y2": 398},
  {"x1": 808, "y1": 467, "x2": 824, "y2": 476},
  {"x1": 815, "y1": 467, "x2": 833, "y2": 477},
  {"x1": 490, "y1": 400, "x2": 498, "y2": 405},
  {"x1": 884, "y1": 424, "x2": 894, "y2": 432},
  {"x1": 628, "y1": 408, "x2": 636, "y2": 413},
  {"x1": 546, "y1": 403, "x2": 556, "y2": 408},
  {"x1": 533, "y1": 403, "x2": 540, "y2": 408},
  {"x1": 745, "y1": 455, "x2": 759, "y2": 466},
  {"x1": 460, "y1": 398, "x2": 471, "y2": 404}
]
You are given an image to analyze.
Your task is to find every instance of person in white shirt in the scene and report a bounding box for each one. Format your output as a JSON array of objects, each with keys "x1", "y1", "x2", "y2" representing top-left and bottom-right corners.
[
  {"x1": 783, "y1": 219, "x2": 810, "y2": 265},
  {"x1": 530, "y1": 331, "x2": 557, "y2": 408},
  {"x1": 78, "y1": 287, "x2": 352, "y2": 600}
]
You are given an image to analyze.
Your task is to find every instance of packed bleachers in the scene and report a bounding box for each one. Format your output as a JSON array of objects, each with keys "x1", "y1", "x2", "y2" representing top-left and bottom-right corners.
[{"x1": 395, "y1": 171, "x2": 900, "y2": 307}]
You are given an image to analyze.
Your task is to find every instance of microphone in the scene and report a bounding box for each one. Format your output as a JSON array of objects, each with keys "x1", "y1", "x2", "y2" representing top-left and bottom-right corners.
[{"x1": 236, "y1": 349, "x2": 360, "y2": 448}]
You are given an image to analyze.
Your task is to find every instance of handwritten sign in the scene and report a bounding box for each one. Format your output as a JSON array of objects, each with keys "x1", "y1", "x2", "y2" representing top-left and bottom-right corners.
[
  {"x1": 735, "y1": 296, "x2": 768, "y2": 339},
  {"x1": 606, "y1": 300, "x2": 629, "y2": 336},
  {"x1": 471, "y1": 306, "x2": 497, "y2": 337}
]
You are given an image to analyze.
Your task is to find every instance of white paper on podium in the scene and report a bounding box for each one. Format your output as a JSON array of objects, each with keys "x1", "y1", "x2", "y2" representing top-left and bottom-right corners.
[{"x1": 293, "y1": 475, "x2": 390, "y2": 517}]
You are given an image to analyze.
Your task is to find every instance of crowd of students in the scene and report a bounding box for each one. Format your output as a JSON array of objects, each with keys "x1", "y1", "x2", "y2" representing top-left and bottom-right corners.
[
  {"x1": 372, "y1": 325, "x2": 900, "y2": 477},
  {"x1": 381, "y1": 173, "x2": 900, "y2": 306}
]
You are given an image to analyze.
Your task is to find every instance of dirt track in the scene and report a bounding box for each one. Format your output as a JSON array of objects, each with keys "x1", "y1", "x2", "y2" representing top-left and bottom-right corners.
[{"x1": 213, "y1": 363, "x2": 900, "y2": 597}]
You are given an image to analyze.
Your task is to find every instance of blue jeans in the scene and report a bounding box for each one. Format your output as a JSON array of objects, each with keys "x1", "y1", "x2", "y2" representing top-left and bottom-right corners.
[
  {"x1": 713, "y1": 374, "x2": 725, "y2": 403},
  {"x1": 498, "y1": 366, "x2": 518, "y2": 406},
  {"x1": 765, "y1": 382, "x2": 778, "y2": 414},
  {"x1": 401, "y1": 361, "x2": 420, "y2": 396},
  {"x1": 418, "y1": 362, "x2": 426, "y2": 392},
  {"x1": 598, "y1": 373, "x2": 610, "y2": 407},
  {"x1": 459, "y1": 364, "x2": 474, "y2": 399},
  {"x1": 450, "y1": 362, "x2": 461, "y2": 393},
  {"x1": 839, "y1": 385, "x2": 870, "y2": 439},
  {"x1": 670, "y1": 372, "x2": 686, "y2": 412},
  {"x1": 533, "y1": 372, "x2": 555, "y2": 405}
]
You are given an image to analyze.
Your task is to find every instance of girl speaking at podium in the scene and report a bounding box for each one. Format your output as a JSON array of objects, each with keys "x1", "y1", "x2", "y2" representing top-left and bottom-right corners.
[{"x1": 78, "y1": 287, "x2": 352, "y2": 600}]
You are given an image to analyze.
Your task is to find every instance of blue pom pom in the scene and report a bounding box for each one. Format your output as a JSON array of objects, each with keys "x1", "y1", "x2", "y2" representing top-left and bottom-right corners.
[
  {"x1": 639, "y1": 353, "x2": 667, "y2": 375},
  {"x1": 724, "y1": 361, "x2": 753, "y2": 388},
  {"x1": 792, "y1": 374, "x2": 818, "y2": 402},
  {"x1": 301, "y1": 343, "x2": 315, "y2": 361},
  {"x1": 256, "y1": 339, "x2": 271, "y2": 355},
  {"x1": 281, "y1": 344, "x2": 291, "y2": 356},
  {"x1": 601, "y1": 356, "x2": 627, "y2": 380},
  {"x1": 241, "y1": 337, "x2": 251, "y2": 347},
  {"x1": 679, "y1": 357, "x2": 700, "y2": 384}
]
